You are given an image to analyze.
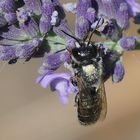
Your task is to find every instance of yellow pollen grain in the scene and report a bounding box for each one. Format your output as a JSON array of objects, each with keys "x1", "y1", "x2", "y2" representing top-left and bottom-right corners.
[{"x1": 82, "y1": 65, "x2": 95, "y2": 75}]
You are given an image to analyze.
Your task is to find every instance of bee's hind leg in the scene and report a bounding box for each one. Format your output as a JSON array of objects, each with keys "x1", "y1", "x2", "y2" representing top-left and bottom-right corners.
[{"x1": 74, "y1": 93, "x2": 79, "y2": 107}]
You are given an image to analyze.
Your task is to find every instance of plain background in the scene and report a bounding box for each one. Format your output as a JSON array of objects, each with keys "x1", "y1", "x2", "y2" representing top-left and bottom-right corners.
[{"x1": 0, "y1": 1, "x2": 140, "y2": 140}]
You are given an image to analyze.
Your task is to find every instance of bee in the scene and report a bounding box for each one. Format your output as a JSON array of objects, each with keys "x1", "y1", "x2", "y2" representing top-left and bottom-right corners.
[
  {"x1": 70, "y1": 43, "x2": 107, "y2": 125},
  {"x1": 61, "y1": 18, "x2": 107, "y2": 125}
]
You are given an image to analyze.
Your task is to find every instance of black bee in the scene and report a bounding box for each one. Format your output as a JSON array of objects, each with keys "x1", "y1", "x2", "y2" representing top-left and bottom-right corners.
[
  {"x1": 70, "y1": 42, "x2": 107, "y2": 125},
  {"x1": 61, "y1": 19, "x2": 107, "y2": 125}
]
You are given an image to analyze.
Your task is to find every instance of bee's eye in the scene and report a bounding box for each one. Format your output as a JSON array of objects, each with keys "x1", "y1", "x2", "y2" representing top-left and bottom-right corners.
[{"x1": 72, "y1": 48, "x2": 83, "y2": 60}]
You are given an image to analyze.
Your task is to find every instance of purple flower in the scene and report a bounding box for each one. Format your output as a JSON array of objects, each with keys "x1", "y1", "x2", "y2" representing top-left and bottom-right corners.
[
  {"x1": 66, "y1": 38, "x2": 76, "y2": 49},
  {"x1": 112, "y1": 60, "x2": 125, "y2": 83},
  {"x1": 95, "y1": 18, "x2": 122, "y2": 41},
  {"x1": 96, "y1": 0, "x2": 140, "y2": 29},
  {"x1": 0, "y1": 0, "x2": 139, "y2": 105},
  {"x1": 86, "y1": 7, "x2": 96, "y2": 23},
  {"x1": 17, "y1": 8, "x2": 39, "y2": 38},
  {"x1": 119, "y1": 36, "x2": 137, "y2": 50},
  {"x1": 0, "y1": 0, "x2": 17, "y2": 27},
  {"x1": 39, "y1": 51, "x2": 70, "y2": 74},
  {"x1": 0, "y1": 0, "x2": 71, "y2": 62},
  {"x1": 15, "y1": 38, "x2": 42, "y2": 59},
  {"x1": 125, "y1": 0, "x2": 140, "y2": 16},
  {"x1": 0, "y1": 46, "x2": 16, "y2": 61},
  {"x1": 75, "y1": 16, "x2": 90, "y2": 40},
  {"x1": 0, "y1": 17, "x2": 43, "y2": 61},
  {"x1": 23, "y1": 0, "x2": 42, "y2": 15},
  {"x1": 39, "y1": 0, "x2": 68, "y2": 35},
  {"x1": 75, "y1": 0, "x2": 95, "y2": 39},
  {"x1": 36, "y1": 72, "x2": 78, "y2": 104},
  {"x1": 39, "y1": 1, "x2": 55, "y2": 34},
  {"x1": 76, "y1": 0, "x2": 92, "y2": 18},
  {"x1": 53, "y1": 19, "x2": 73, "y2": 40}
]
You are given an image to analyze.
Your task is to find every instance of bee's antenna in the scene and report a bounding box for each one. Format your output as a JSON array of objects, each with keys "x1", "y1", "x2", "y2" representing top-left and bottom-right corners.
[
  {"x1": 54, "y1": 48, "x2": 67, "y2": 53},
  {"x1": 60, "y1": 30, "x2": 81, "y2": 45},
  {"x1": 87, "y1": 18, "x2": 102, "y2": 47}
]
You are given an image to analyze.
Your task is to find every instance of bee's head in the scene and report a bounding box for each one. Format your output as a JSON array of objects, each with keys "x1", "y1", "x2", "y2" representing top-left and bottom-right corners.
[{"x1": 71, "y1": 44, "x2": 97, "y2": 62}]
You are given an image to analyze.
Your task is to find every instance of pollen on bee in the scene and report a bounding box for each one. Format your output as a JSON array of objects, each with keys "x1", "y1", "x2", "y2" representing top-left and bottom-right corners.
[{"x1": 82, "y1": 64, "x2": 95, "y2": 75}]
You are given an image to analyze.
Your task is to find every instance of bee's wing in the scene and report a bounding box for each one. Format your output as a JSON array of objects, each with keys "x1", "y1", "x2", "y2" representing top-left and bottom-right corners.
[
  {"x1": 98, "y1": 81, "x2": 107, "y2": 121},
  {"x1": 75, "y1": 76, "x2": 107, "y2": 121},
  {"x1": 75, "y1": 76, "x2": 90, "y2": 93}
]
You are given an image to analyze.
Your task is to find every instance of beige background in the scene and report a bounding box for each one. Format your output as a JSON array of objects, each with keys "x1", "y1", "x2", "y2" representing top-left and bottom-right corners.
[{"x1": 0, "y1": 1, "x2": 140, "y2": 140}]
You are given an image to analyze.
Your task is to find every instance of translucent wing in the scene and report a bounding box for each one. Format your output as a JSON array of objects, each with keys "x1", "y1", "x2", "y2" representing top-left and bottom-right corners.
[
  {"x1": 74, "y1": 75, "x2": 107, "y2": 125},
  {"x1": 98, "y1": 80, "x2": 107, "y2": 121}
]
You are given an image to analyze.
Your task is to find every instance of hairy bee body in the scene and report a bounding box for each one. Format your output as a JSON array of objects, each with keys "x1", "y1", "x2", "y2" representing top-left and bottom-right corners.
[
  {"x1": 77, "y1": 88, "x2": 102, "y2": 125},
  {"x1": 71, "y1": 44, "x2": 107, "y2": 125}
]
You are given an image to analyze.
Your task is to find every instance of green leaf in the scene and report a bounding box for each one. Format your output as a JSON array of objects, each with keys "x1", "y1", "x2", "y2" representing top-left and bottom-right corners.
[
  {"x1": 103, "y1": 41, "x2": 123, "y2": 54},
  {"x1": 45, "y1": 32, "x2": 66, "y2": 54}
]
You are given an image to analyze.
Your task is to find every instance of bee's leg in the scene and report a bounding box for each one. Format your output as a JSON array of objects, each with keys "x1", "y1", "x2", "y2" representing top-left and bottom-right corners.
[
  {"x1": 71, "y1": 60, "x2": 79, "y2": 68},
  {"x1": 74, "y1": 93, "x2": 79, "y2": 106},
  {"x1": 70, "y1": 76, "x2": 77, "y2": 86}
]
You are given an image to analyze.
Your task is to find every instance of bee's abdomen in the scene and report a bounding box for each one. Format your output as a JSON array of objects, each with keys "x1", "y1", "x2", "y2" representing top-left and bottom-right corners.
[{"x1": 77, "y1": 92, "x2": 102, "y2": 125}]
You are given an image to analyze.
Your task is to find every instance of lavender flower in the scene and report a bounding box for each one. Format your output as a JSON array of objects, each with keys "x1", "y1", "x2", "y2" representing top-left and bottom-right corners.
[
  {"x1": 112, "y1": 60, "x2": 125, "y2": 83},
  {"x1": 39, "y1": 0, "x2": 55, "y2": 34},
  {"x1": 0, "y1": 0, "x2": 17, "y2": 27},
  {"x1": 39, "y1": 51, "x2": 70, "y2": 74},
  {"x1": 75, "y1": 0, "x2": 95, "y2": 39},
  {"x1": 23, "y1": 0, "x2": 42, "y2": 15},
  {"x1": 125, "y1": 0, "x2": 140, "y2": 16},
  {"x1": 119, "y1": 36, "x2": 137, "y2": 50},
  {"x1": 36, "y1": 72, "x2": 78, "y2": 104},
  {"x1": 0, "y1": 0, "x2": 139, "y2": 105},
  {"x1": 75, "y1": 16, "x2": 90, "y2": 40},
  {"x1": 0, "y1": 8, "x2": 43, "y2": 61},
  {"x1": 0, "y1": 0, "x2": 71, "y2": 62},
  {"x1": 36, "y1": 0, "x2": 138, "y2": 100},
  {"x1": 96, "y1": 0, "x2": 140, "y2": 29}
]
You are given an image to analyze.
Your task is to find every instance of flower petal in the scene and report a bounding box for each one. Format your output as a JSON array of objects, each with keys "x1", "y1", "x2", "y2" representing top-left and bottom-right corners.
[
  {"x1": 53, "y1": 19, "x2": 72, "y2": 40},
  {"x1": 126, "y1": 0, "x2": 140, "y2": 16},
  {"x1": 36, "y1": 72, "x2": 78, "y2": 104},
  {"x1": 75, "y1": 16, "x2": 90, "y2": 40},
  {"x1": 0, "y1": 16, "x2": 7, "y2": 27},
  {"x1": 15, "y1": 38, "x2": 42, "y2": 59},
  {"x1": 0, "y1": 46, "x2": 16, "y2": 60},
  {"x1": 36, "y1": 73, "x2": 71, "y2": 89},
  {"x1": 4, "y1": 13, "x2": 17, "y2": 24},
  {"x1": 119, "y1": 36, "x2": 136, "y2": 50},
  {"x1": 39, "y1": 16, "x2": 52, "y2": 35},
  {"x1": 23, "y1": 0, "x2": 42, "y2": 15},
  {"x1": 116, "y1": 2, "x2": 129, "y2": 29},
  {"x1": 0, "y1": 0, "x2": 16, "y2": 13},
  {"x1": 76, "y1": 0, "x2": 92, "y2": 18},
  {"x1": 1, "y1": 25, "x2": 28, "y2": 41},
  {"x1": 112, "y1": 60, "x2": 125, "y2": 83},
  {"x1": 97, "y1": 0, "x2": 130, "y2": 29},
  {"x1": 42, "y1": 51, "x2": 70, "y2": 70},
  {"x1": 86, "y1": 7, "x2": 96, "y2": 23},
  {"x1": 39, "y1": 1, "x2": 55, "y2": 34}
]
